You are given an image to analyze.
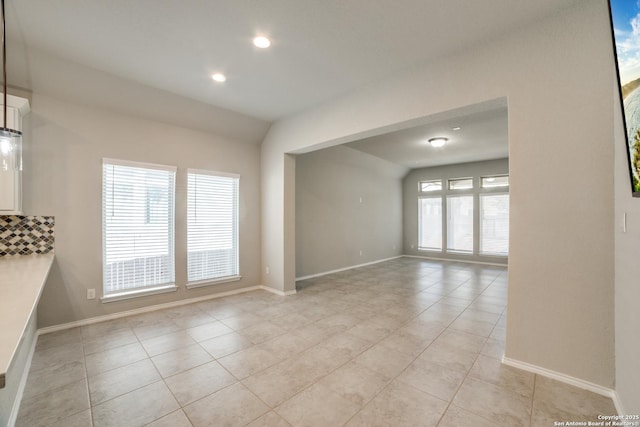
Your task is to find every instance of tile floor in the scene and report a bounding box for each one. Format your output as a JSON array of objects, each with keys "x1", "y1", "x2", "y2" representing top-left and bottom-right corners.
[{"x1": 16, "y1": 258, "x2": 616, "y2": 427}]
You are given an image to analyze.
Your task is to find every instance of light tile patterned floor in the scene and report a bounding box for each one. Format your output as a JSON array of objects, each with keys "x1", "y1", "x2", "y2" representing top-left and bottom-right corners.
[{"x1": 16, "y1": 258, "x2": 616, "y2": 427}]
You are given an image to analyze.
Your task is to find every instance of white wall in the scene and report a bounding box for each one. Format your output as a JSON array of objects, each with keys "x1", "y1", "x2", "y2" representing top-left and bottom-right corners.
[
  {"x1": 7, "y1": 44, "x2": 270, "y2": 144},
  {"x1": 261, "y1": 0, "x2": 615, "y2": 388},
  {"x1": 295, "y1": 145, "x2": 404, "y2": 278},
  {"x1": 23, "y1": 94, "x2": 262, "y2": 327},
  {"x1": 614, "y1": 94, "x2": 640, "y2": 413}
]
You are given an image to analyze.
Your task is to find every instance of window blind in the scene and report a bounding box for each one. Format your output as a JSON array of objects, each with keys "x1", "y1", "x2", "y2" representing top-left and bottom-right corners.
[
  {"x1": 480, "y1": 193, "x2": 509, "y2": 256},
  {"x1": 102, "y1": 159, "x2": 176, "y2": 296},
  {"x1": 418, "y1": 197, "x2": 442, "y2": 250},
  {"x1": 419, "y1": 180, "x2": 442, "y2": 192},
  {"x1": 448, "y1": 178, "x2": 473, "y2": 190},
  {"x1": 447, "y1": 195, "x2": 473, "y2": 253},
  {"x1": 187, "y1": 170, "x2": 239, "y2": 284}
]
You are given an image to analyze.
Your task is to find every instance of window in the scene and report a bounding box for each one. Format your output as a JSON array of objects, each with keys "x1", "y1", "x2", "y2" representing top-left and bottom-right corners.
[
  {"x1": 448, "y1": 177, "x2": 473, "y2": 190},
  {"x1": 447, "y1": 195, "x2": 473, "y2": 253},
  {"x1": 102, "y1": 159, "x2": 176, "y2": 299},
  {"x1": 187, "y1": 170, "x2": 240, "y2": 286},
  {"x1": 419, "y1": 180, "x2": 442, "y2": 192},
  {"x1": 481, "y1": 175, "x2": 509, "y2": 188},
  {"x1": 418, "y1": 197, "x2": 442, "y2": 250},
  {"x1": 480, "y1": 193, "x2": 509, "y2": 256}
]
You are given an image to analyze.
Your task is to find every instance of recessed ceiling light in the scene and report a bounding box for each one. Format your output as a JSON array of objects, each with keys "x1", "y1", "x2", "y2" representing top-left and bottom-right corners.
[
  {"x1": 428, "y1": 137, "x2": 448, "y2": 148},
  {"x1": 452, "y1": 127, "x2": 461, "y2": 131},
  {"x1": 211, "y1": 73, "x2": 226, "y2": 82},
  {"x1": 253, "y1": 36, "x2": 271, "y2": 48}
]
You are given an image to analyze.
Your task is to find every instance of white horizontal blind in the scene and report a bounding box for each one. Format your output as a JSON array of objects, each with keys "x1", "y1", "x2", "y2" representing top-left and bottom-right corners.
[
  {"x1": 187, "y1": 170, "x2": 239, "y2": 283},
  {"x1": 419, "y1": 180, "x2": 442, "y2": 192},
  {"x1": 418, "y1": 197, "x2": 442, "y2": 250},
  {"x1": 480, "y1": 193, "x2": 509, "y2": 256},
  {"x1": 102, "y1": 159, "x2": 176, "y2": 296},
  {"x1": 448, "y1": 178, "x2": 473, "y2": 190},
  {"x1": 481, "y1": 175, "x2": 509, "y2": 188},
  {"x1": 447, "y1": 195, "x2": 473, "y2": 253}
]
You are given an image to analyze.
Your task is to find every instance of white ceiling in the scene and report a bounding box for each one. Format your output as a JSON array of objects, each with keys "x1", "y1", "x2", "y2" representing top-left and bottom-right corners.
[
  {"x1": 346, "y1": 100, "x2": 508, "y2": 169},
  {"x1": 7, "y1": 0, "x2": 578, "y2": 123}
]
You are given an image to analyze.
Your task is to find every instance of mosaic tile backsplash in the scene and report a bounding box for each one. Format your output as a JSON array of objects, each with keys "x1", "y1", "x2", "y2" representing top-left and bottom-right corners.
[{"x1": 0, "y1": 215, "x2": 55, "y2": 256}]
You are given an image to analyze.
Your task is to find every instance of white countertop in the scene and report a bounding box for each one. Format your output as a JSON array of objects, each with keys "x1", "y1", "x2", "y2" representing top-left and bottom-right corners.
[{"x1": 0, "y1": 253, "x2": 54, "y2": 388}]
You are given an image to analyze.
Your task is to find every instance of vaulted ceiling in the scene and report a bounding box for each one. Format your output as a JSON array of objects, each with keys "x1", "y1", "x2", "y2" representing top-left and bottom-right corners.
[{"x1": 6, "y1": 0, "x2": 577, "y2": 159}]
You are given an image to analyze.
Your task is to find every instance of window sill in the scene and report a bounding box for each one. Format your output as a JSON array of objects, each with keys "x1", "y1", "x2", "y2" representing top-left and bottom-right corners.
[
  {"x1": 101, "y1": 284, "x2": 178, "y2": 303},
  {"x1": 186, "y1": 275, "x2": 242, "y2": 289}
]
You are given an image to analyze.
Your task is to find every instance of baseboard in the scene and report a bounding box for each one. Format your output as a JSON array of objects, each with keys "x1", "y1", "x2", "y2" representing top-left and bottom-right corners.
[
  {"x1": 612, "y1": 390, "x2": 626, "y2": 416},
  {"x1": 403, "y1": 254, "x2": 508, "y2": 267},
  {"x1": 502, "y1": 356, "x2": 616, "y2": 401},
  {"x1": 7, "y1": 328, "x2": 39, "y2": 427},
  {"x1": 295, "y1": 256, "x2": 403, "y2": 281},
  {"x1": 38, "y1": 285, "x2": 263, "y2": 335},
  {"x1": 259, "y1": 285, "x2": 297, "y2": 296}
]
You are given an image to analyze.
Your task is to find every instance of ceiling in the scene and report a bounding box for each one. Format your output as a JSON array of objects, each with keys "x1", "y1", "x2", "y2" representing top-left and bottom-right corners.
[
  {"x1": 7, "y1": 0, "x2": 578, "y2": 123},
  {"x1": 346, "y1": 100, "x2": 508, "y2": 169}
]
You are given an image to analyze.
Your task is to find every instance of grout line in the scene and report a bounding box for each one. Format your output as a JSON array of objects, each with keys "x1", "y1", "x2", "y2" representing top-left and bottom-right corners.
[
  {"x1": 22, "y1": 258, "x2": 510, "y2": 427},
  {"x1": 79, "y1": 327, "x2": 95, "y2": 427},
  {"x1": 529, "y1": 374, "x2": 538, "y2": 427},
  {"x1": 342, "y1": 271, "x2": 505, "y2": 426}
]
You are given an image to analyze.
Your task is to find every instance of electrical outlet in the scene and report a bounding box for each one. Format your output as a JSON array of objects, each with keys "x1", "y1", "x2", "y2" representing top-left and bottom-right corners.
[
  {"x1": 87, "y1": 288, "x2": 96, "y2": 300},
  {"x1": 266, "y1": 266, "x2": 270, "y2": 275},
  {"x1": 359, "y1": 250, "x2": 363, "y2": 256},
  {"x1": 411, "y1": 244, "x2": 414, "y2": 249}
]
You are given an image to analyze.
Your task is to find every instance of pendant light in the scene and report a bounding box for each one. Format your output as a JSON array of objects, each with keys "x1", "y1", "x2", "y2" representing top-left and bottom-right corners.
[{"x1": 0, "y1": 0, "x2": 20, "y2": 160}]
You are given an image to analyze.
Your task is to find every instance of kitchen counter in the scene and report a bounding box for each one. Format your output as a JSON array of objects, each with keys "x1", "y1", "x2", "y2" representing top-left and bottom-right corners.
[{"x1": 0, "y1": 254, "x2": 54, "y2": 388}]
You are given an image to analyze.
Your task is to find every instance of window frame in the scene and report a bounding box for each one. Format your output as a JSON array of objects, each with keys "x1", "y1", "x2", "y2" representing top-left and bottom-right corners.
[
  {"x1": 101, "y1": 158, "x2": 177, "y2": 302},
  {"x1": 415, "y1": 171, "x2": 509, "y2": 259},
  {"x1": 480, "y1": 174, "x2": 509, "y2": 189},
  {"x1": 448, "y1": 177, "x2": 474, "y2": 190},
  {"x1": 417, "y1": 195, "x2": 443, "y2": 252},
  {"x1": 418, "y1": 179, "x2": 443, "y2": 193},
  {"x1": 186, "y1": 168, "x2": 242, "y2": 289},
  {"x1": 479, "y1": 192, "x2": 510, "y2": 257},
  {"x1": 446, "y1": 194, "x2": 474, "y2": 254}
]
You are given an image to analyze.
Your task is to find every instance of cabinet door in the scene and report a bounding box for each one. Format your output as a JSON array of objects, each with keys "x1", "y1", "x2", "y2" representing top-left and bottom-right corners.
[{"x1": 0, "y1": 143, "x2": 20, "y2": 212}]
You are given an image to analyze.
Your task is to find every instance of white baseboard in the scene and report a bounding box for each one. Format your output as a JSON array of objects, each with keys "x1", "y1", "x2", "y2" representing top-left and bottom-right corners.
[
  {"x1": 259, "y1": 285, "x2": 297, "y2": 296},
  {"x1": 502, "y1": 356, "x2": 617, "y2": 403},
  {"x1": 38, "y1": 285, "x2": 263, "y2": 335},
  {"x1": 295, "y1": 256, "x2": 403, "y2": 281},
  {"x1": 612, "y1": 390, "x2": 626, "y2": 416},
  {"x1": 7, "y1": 328, "x2": 39, "y2": 427},
  {"x1": 403, "y1": 254, "x2": 508, "y2": 267}
]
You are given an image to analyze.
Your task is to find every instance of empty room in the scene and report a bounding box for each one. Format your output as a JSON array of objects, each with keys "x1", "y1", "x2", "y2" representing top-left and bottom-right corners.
[{"x1": 0, "y1": 0, "x2": 638, "y2": 426}]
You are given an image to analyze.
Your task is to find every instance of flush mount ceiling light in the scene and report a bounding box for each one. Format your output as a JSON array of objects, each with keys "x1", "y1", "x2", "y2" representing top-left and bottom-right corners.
[
  {"x1": 428, "y1": 137, "x2": 448, "y2": 148},
  {"x1": 211, "y1": 73, "x2": 226, "y2": 82},
  {"x1": 452, "y1": 127, "x2": 461, "y2": 131},
  {"x1": 253, "y1": 36, "x2": 271, "y2": 48}
]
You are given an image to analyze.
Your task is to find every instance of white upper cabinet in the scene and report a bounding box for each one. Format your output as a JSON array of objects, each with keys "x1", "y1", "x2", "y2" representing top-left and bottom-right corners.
[{"x1": 0, "y1": 95, "x2": 30, "y2": 214}]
